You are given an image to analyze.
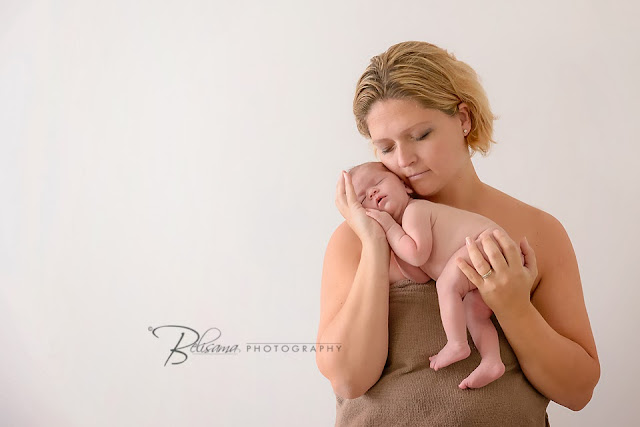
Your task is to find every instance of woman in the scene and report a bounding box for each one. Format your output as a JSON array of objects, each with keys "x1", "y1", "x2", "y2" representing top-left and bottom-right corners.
[{"x1": 315, "y1": 41, "x2": 599, "y2": 425}]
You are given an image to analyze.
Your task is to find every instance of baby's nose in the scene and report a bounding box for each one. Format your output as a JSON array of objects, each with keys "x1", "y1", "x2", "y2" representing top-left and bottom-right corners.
[{"x1": 367, "y1": 188, "x2": 378, "y2": 199}]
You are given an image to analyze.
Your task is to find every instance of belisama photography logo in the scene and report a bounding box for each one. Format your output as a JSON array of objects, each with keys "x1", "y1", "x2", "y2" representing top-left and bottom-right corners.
[{"x1": 149, "y1": 325, "x2": 341, "y2": 366}]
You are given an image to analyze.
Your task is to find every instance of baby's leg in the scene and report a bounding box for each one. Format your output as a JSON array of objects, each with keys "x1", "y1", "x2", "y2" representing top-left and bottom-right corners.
[
  {"x1": 458, "y1": 290, "x2": 505, "y2": 389},
  {"x1": 429, "y1": 247, "x2": 475, "y2": 371}
]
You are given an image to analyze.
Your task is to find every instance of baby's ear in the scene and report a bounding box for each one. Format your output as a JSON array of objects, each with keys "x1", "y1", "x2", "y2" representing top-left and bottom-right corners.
[{"x1": 404, "y1": 184, "x2": 414, "y2": 194}]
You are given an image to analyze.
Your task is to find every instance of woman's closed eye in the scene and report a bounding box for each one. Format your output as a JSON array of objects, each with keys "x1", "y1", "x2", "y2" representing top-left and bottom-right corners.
[
  {"x1": 379, "y1": 131, "x2": 431, "y2": 154},
  {"x1": 415, "y1": 130, "x2": 431, "y2": 141}
]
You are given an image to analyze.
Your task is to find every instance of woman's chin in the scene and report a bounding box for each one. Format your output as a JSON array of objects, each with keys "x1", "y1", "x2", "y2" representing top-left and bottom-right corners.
[{"x1": 410, "y1": 180, "x2": 439, "y2": 198}]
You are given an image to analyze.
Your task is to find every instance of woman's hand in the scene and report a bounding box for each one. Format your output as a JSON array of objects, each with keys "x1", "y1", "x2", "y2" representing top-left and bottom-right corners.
[
  {"x1": 335, "y1": 171, "x2": 388, "y2": 244},
  {"x1": 455, "y1": 229, "x2": 538, "y2": 317}
]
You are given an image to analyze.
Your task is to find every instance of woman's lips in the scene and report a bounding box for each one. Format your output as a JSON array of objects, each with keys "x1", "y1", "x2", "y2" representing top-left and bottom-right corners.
[{"x1": 407, "y1": 170, "x2": 429, "y2": 181}]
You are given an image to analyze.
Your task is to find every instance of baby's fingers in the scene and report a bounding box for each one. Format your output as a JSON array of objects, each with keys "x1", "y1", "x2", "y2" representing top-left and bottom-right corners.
[{"x1": 364, "y1": 208, "x2": 379, "y2": 219}]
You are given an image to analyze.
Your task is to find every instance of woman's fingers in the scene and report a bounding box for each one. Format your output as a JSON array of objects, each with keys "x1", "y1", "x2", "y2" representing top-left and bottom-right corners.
[
  {"x1": 479, "y1": 234, "x2": 508, "y2": 272},
  {"x1": 490, "y1": 228, "x2": 538, "y2": 278},
  {"x1": 491, "y1": 229, "x2": 522, "y2": 268},
  {"x1": 520, "y1": 236, "x2": 538, "y2": 277},
  {"x1": 456, "y1": 258, "x2": 483, "y2": 288},
  {"x1": 334, "y1": 171, "x2": 387, "y2": 242},
  {"x1": 336, "y1": 170, "x2": 344, "y2": 194},
  {"x1": 343, "y1": 171, "x2": 357, "y2": 206},
  {"x1": 335, "y1": 172, "x2": 342, "y2": 200},
  {"x1": 335, "y1": 171, "x2": 349, "y2": 217},
  {"x1": 465, "y1": 236, "x2": 494, "y2": 279}
]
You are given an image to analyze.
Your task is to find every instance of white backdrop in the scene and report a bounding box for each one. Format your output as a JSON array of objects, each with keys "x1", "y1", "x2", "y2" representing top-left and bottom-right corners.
[{"x1": 2, "y1": 0, "x2": 638, "y2": 426}]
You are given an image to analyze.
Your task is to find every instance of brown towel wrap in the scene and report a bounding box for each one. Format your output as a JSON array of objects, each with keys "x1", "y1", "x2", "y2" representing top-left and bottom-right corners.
[{"x1": 335, "y1": 279, "x2": 550, "y2": 427}]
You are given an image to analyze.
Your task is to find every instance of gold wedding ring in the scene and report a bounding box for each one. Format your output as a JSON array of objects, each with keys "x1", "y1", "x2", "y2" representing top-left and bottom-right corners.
[{"x1": 481, "y1": 268, "x2": 494, "y2": 279}]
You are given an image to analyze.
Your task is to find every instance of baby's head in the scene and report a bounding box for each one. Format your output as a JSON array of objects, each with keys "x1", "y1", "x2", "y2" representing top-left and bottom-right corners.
[{"x1": 349, "y1": 162, "x2": 414, "y2": 222}]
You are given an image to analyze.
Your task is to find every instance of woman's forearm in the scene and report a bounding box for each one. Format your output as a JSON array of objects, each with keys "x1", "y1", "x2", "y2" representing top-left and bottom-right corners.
[
  {"x1": 496, "y1": 303, "x2": 600, "y2": 411},
  {"x1": 317, "y1": 241, "x2": 391, "y2": 399}
]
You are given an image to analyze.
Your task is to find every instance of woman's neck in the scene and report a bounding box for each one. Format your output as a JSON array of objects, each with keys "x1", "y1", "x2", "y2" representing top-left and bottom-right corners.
[{"x1": 426, "y1": 160, "x2": 488, "y2": 213}]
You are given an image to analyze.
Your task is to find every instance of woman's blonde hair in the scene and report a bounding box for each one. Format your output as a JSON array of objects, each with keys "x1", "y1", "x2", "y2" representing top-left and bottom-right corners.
[{"x1": 353, "y1": 41, "x2": 497, "y2": 157}]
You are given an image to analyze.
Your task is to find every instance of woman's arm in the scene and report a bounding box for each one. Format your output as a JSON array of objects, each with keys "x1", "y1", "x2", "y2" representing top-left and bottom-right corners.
[
  {"x1": 457, "y1": 214, "x2": 600, "y2": 410},
  {"x1": 316, "y1": 223, "x2": 390, "y2": 399},
  {"x1": 497, "y1": 215, "x2": 599, "y2": 410},
  {"x1": 315, "y1": 171, "x2": 393, "y2": 399}
]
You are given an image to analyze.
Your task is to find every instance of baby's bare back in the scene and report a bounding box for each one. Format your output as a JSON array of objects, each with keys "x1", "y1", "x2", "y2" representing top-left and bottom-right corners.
[{"x1": 406, "y1": 199, "x2": 500, "y2": 278}]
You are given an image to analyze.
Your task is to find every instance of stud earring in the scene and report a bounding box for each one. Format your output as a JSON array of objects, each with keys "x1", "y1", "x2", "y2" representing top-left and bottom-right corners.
[{"x1": 463, "y1": 129, "x2": 468, "y2": 135}]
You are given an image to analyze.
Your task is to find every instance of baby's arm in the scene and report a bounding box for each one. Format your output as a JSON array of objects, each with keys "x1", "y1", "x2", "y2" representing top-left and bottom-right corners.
[{"x1": 365, "y1": 202, "x2": 433, "y2": 266}]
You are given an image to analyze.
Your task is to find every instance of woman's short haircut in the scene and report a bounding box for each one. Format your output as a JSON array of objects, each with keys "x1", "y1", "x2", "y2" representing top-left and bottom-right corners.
[{"x1": 353, "y1": 41, "x2": 498, "y2": 157}]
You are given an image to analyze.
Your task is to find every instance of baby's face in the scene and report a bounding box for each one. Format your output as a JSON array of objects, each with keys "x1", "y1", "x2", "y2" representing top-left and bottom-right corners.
[{"x1": 351, "y1": 166, "x2": 412, "y2": 214}]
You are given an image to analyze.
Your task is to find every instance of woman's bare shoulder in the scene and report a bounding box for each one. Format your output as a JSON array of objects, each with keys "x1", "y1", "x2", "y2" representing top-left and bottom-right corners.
[
  {"x1": 484, "y1": 185, "x2": 559, "y2": 229},
  {"x1": 486, "y1": 185, "x2": 541, "y2": 213},
  {"x1": 486, "y1": 185, "x2": 578, "y2": 291}
]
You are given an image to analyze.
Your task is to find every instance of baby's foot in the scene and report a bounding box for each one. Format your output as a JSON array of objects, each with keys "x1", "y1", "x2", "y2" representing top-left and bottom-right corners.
[
  {"x1": 429, "y1": 341, "x2": 470, "y2": 371},
  {"x1": 458, "y1": 359, "x2": 505, "y2": 389}
]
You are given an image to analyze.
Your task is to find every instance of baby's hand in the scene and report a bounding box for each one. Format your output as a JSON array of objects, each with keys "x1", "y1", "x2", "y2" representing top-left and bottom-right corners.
[{"x1": 364, "y1": 209, "x2": 397, "y2": 233}]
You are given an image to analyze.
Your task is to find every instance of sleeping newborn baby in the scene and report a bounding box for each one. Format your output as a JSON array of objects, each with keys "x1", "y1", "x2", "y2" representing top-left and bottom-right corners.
[{"x1": 349, "y1": 161, "x2": 524, "y2": 389}]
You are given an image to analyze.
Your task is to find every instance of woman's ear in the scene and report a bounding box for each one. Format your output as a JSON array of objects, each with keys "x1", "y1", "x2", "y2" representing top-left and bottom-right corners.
[{"x1": 457, "y1": 102, "x2": 472, "y2": 130}]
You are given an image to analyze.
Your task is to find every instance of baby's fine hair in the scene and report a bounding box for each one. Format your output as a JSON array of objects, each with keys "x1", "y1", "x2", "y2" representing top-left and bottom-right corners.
[
  {"x1": 347, "y1": 161, "x2": 420, "y2": 199},
  {"x1": 347, "y1": 161, "x2": 390, "y2": 178}
]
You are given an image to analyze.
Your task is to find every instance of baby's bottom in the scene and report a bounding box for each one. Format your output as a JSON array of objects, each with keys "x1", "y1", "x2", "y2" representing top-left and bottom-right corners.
[{"x1": 429, "y1": 230, "x2": 520, "y2": 388}]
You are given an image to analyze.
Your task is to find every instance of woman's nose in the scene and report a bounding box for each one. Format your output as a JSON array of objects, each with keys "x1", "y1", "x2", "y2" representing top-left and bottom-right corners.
[{"x1": 396, "y1": 143, "x2": 416, "y2": 168}]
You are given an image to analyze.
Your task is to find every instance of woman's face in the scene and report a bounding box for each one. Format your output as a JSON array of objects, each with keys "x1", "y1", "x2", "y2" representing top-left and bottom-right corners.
[{"x1": 365, "y1": 98, "x2": 471, "y2": 198}]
